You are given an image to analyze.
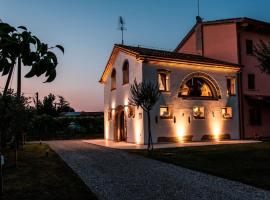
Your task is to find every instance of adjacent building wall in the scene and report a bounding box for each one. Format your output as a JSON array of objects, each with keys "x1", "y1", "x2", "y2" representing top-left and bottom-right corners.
[
  {"x1": 240, "y1": 30, "x2": 270, "y2": 138},
  {"x1": 178, "y1": 23, "x2": 239, "y2": 64}
]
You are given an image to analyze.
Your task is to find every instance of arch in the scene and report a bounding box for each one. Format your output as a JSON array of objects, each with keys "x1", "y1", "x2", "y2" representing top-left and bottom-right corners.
[
  {"x1": 111, "y1": 68, "x2": 116, "y2": 90},
  {"x1": 122, "y1": 60, "x2": 129, "y2": 84},
  {"x1": 113, "y1": 105, "x2": 127, "y2": 141},
  {"x1": 178, "y1": 72, "x2": 221, "y2": 99}
]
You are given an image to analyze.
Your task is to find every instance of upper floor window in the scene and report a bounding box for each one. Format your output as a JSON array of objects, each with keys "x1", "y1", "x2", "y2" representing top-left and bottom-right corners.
[
  {"x1": 248, "y1": 74, "x2": 255, "y2": 90},
  {"x1": 111, "y1": 68, "x2": 116, "y2": 90},
  {"x1": 180, "y1": 77, "x2": 214, "y2": 97},
  {"x1": 122, "y1": 60, "x2": 129, "y2": 85},
  {"x1": 178, "y1": 72, "x2": 221, "y2": 100},
  {"x1": 227, "y1": 77, "x2": 236, "y2": 96},
  {"x1": 158, "y1": 70, "x2": 170, "y2": 92},
  {"x1": 246, "y1": 40, "x2": 253, "y2": 55}
]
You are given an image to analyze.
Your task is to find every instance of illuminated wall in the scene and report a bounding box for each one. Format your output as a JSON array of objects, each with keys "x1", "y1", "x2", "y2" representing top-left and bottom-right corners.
[
  {"x1": 142, "y1": 62, "x2": 240, "y2": 143},
  {"x1": 103, "y1": 51, "x2": 145, "y2": 144}
]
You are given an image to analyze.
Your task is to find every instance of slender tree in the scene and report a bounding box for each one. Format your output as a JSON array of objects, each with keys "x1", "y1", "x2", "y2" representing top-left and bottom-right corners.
[
  {"x1": 129, "y1": 79, "x2": 160, "y2": 151},
  {"x1": 0, "y1": 21, "x2": 64, "y2": 194},
  {"x1": 254, "y1": 40, "x2": 270, "y2": 74}
]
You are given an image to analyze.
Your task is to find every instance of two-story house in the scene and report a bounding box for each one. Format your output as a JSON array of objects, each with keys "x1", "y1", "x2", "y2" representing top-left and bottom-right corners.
[
  {"x1": 100, "y1": 44, "x2": 240, "y2": 144},
  {"x1": 176, "y1": 17, "x2": 270, "y2": 139}
]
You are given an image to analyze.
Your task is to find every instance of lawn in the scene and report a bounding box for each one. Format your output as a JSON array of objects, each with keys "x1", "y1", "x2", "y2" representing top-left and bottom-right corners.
[
  {"x1": 129, "y1": 142, "x2": 270, "y2": 190},
  {"x1": 2, "y1": 143, "x2": 97, "y2": 200}
]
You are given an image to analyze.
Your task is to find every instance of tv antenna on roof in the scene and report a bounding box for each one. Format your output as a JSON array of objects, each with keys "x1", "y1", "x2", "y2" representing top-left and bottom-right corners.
[
  {"x1": 118, "y1": 16, "x2": 127, "y2": 45},
  {"x1": 197, "y1": 0, "x2": 200, "y2": 17}
]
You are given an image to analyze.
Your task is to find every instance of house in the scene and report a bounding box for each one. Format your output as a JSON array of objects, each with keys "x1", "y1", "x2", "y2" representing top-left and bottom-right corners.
[
  {"x1": 100, "y1": 42, "x2": 241, "y2": 144},
  {"x1": 176, "y1": 17, "x2": 270, "y2": 139}
]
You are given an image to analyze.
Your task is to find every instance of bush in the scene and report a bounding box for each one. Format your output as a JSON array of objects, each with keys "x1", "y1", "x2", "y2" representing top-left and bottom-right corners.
[{"x1": 27, "y1": 115, "x2": 104, "y2": 141}]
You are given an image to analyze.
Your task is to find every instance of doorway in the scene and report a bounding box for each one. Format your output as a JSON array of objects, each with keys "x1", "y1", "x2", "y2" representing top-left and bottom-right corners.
[{"x1": 114, "y1": 106, "x2": 127, "y2": 142}]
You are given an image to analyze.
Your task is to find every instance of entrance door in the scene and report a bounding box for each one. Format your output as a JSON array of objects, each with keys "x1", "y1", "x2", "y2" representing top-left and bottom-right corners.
[{"x1": 119, "y1": 111, "x2": 126, "y2": 141}]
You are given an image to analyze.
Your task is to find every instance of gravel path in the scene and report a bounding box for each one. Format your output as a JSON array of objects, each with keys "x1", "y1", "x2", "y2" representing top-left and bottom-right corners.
[{"x1": 46, "y1": 140, "x2": 270, "y2": 200}]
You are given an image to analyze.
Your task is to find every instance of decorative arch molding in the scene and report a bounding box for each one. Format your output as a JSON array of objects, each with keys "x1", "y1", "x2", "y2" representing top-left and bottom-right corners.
[{"x1": 178, "y1": 71, "x2": 221, "y2": 100}]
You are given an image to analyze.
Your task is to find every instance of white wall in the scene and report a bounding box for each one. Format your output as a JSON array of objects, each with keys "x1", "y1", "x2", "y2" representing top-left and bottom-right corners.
[
  {"x1": 103, "y1": 51, "x2": 145, "y2": 144},
  {"x1": 142, "y1": 63, "x2": 240, "y2": 143}
]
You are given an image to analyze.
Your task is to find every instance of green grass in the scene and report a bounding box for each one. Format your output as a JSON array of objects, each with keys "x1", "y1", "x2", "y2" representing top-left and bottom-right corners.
[
  {"x1": 2, "y1": 144, "x2": 97, "y2": 200},
  {"x1": 129, "y1": 142, "x2": 270, "y2": 190}
]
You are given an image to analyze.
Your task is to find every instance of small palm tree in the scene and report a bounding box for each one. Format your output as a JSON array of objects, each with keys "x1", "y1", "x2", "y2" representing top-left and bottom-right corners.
[{"x1": 129, "y1": 79, "x2": 160, "y2": 151}]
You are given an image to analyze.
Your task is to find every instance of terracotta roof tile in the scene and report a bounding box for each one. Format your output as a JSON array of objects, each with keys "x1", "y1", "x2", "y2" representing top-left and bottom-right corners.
[{"x1": 116, "y1": 44, "x2": 240, "y2": 67}]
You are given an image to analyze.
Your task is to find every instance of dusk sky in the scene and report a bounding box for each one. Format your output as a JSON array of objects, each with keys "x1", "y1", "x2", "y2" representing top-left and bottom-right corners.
[{"x1": 1, "y1": 0, "x2": 270, "y2": 111}]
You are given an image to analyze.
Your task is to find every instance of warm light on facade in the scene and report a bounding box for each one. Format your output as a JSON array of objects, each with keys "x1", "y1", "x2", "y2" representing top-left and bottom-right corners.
[
  {"x1": 211, "y1": 117, "x2": 222, "y2": 141},
  {"x1": 176, "y1": 112, "x2": 187, "y2": 143},
  {"x1": 177, "y1": 126, "x2": 185, "y2": 142}
]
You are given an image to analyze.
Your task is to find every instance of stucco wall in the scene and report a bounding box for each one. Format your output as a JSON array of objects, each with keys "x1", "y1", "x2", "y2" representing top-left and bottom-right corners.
[
  {"x1": 240, "y1": 31, "x2": 270, "y2": 138},
  {"x1": 103, "y1": 51, "x2": 145, "y2": 144},
  {"x1": 178, "y1": 23, "x2": 239, "y2": 64},
  {"x1": 142, "y1": 63, "x2": 240, "y2": 143},
  {"x1": 203, "y1": 23, "x2": 239, "y2": 63}
]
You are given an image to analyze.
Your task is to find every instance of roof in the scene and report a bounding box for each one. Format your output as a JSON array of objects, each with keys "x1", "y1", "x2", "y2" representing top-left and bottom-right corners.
[
  {"x1": 99, "y1": 44, "x2": 240, "y2": 83},
  {"x1": 115, "y1": 44, "x2": 240, "y2": 67},
  {"x1": 174, "y1": 17, "x2": 270, "y2": 52}
]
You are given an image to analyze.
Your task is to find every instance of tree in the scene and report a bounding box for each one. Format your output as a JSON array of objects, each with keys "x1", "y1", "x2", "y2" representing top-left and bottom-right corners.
[
  {"x1": 36, "y1": 94, "x2": 75, "y2": 116},
  {"x1": 0, "y1": 22, "x2": 64, "y2": 97},
  {"x1": 57, "y1": 95, "x2": 75, "y2": 113},
  {"x1": 0, "y1": 21, "x2": 64, "y2": 194},
  {"x1": 254, "y1": 40, "x2": 270, "y2": 74},
  {"x1": 129, "y1": 79, "x2": 160, "y2": 151}
]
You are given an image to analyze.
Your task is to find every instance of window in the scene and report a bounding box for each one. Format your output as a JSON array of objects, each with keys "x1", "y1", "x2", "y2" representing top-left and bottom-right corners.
[
  {"x1": 160, "y1": 105, "x2": 172, "y2": 119},
  {"x1": 222, "y1": 107, "x2": 233, "y2": 119},
  {"x1": 246, "y1": 40, "x2": 253, "y2": 55},
  {"x1": 122, "y1": 60, "x2": 129, "y2": 84},
  {"x1": 180, "y1": 78, "x2": 214, "y2": 97},
  {"x1": 158, "y1": 71, "x2": 170, "y2": 92},
  {"x1": 227, "y1": 77, "x2": 236, "y2": 96},
  {"x1": 249, "y1": 107, "x2": 261, "y2": 125},
  {"x1": 193, "y1": 106, "x2": 205, "y2": 119},
  {"x1": 248, "y1": 74, "x2": 255, "y2": 90},
  {"x1": 111, "y1": 68, "x2": 116, "y2": 90}
]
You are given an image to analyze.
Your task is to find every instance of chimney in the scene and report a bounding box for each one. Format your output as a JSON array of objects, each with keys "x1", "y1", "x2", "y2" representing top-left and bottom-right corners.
[{"x1": 195, "y1": 16, "x2": 203, "y2": 55}]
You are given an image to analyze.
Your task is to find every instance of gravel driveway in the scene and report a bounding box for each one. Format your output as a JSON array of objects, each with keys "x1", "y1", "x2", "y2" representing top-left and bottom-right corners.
[{"x1": 46, "y1": 140, "x2": 270, "y2": 200}]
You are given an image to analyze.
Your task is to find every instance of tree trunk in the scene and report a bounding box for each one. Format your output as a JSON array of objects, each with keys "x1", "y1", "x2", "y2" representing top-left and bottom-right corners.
[
  {"x1": 17, "y1": 58, "x2": 21, "y2": 98},
  {"x1": 3, "y1": 64, "x2": 15, "y2": 96},
  {"x1": 147, "y1": 111, "x2": 153, "y2": 152}
]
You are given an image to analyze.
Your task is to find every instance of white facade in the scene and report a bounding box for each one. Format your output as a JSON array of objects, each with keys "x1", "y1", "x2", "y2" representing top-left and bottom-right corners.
[{"x1": 100, "y1": 45, "x2": 241, "y2": 144}]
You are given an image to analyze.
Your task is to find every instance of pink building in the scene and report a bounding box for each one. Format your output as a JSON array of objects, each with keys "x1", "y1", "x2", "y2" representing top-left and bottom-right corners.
[{"x1": 176, "y1": 17, "x2": 270, "y2": 139}]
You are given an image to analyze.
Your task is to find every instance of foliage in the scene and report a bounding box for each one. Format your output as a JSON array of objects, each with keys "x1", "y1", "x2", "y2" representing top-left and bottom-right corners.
[
  {"x1": 34, "y1": 93, "x2": 75, "y2": 117},
  {"x1": 130, "y1": 79, "x2": 160, "y2": 111},
  {"x1": 0, "y1": 22, "x2": 64, "y2": 84},
  {"x1": 129, "y1": 79, "x2": 160, "y2": 151},
  {"x1": 0, "y1": 91, "x2": 32, "y2": 147},
  {"x1": 254, "y1": 40, "x2": 270, "y2": 74},
  {"x1": 27, "y1": 115, "x2": 104, "y2": 141}
]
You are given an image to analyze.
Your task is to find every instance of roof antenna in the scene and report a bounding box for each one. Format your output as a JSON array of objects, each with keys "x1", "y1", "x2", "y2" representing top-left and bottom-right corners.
[
  {"x1": 197, "y1": 0, "x2": 200, "y2": 17},
  {"x1": 118, "y1": 16, "x2": 126, "y2": 45}
]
